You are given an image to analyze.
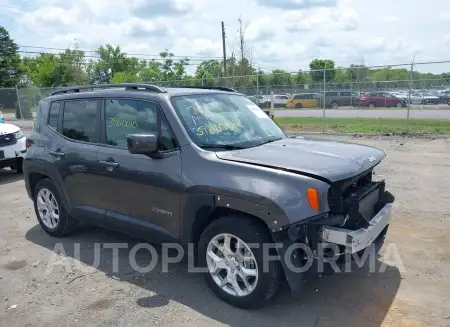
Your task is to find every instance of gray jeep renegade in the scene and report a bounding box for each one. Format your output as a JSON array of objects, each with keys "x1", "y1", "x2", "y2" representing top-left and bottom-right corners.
[{"x1": 23, "y1": 84, "x2": 394, "y2": 309}]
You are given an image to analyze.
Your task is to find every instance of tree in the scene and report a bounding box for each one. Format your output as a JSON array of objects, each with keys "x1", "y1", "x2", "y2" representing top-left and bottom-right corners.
[
  {"x1": 159, "y1": 50, "x2": 189, "y2": 81},
  {"x1": 21, "y1": 50, "x2": 87, "y2": 87},
  {"x1": 270, "y1": 69, "x2": 291, "y2": 86},
  {"x1": 195, "y1": 59, "x2": 222, "y2": 79},
  {"x1": 87, "y1": 44, "x2": 129, "y2": 84},
  {"x1": 309, "y1": 59, "x2": 335, "y2": 83},
  {"x1": 0, "y1": 26, "x2": 22, "y2": 86}
]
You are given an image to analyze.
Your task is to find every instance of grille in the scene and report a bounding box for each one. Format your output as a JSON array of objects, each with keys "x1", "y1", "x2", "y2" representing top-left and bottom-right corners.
[
  {"x1": 0, "y1": 133, "x2": 16, "y2": 147},
  {"x1": 327, "y1": 169, "x2": 373, "y2": 214}
]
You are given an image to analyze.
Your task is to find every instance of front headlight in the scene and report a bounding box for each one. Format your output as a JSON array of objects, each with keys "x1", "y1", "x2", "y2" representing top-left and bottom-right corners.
[{"x1": 14, "y1": 130, "x2": 24, "y2": 139}]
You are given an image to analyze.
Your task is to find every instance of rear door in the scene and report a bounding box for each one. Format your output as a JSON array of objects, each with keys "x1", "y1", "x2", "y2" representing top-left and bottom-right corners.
[
  {"x1": 47, "y1": 98, "x2": 105, "y2": 225},
  {"x1": 95, "y1": 98, "x2": 182, "y2": 241}
]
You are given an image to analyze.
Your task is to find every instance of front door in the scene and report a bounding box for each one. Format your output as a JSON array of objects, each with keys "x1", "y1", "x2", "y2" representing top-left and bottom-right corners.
[{"x1": 96, "y1": 98, "x2": 182, "y2": 241}]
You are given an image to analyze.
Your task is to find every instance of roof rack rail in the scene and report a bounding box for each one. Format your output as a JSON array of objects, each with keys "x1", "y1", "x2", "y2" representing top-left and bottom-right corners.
[
  {"x1": 50, "y1": 83, "x2": 167, "y2": 96},
  {"x1": 172, "y1": 86, "x2": 238, "y2": 93}
]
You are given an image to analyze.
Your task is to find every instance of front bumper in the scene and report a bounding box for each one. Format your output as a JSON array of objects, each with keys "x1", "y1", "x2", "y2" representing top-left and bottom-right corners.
[
  {"x1": 0, "y1": 137, "x2": 27, "y2": 162},
  {"x1": 273, "y1": 184, "x2": 394, "y2": 292},
  {"x1": 322, "y1": 203, "x2": 392, "y2": 254}
]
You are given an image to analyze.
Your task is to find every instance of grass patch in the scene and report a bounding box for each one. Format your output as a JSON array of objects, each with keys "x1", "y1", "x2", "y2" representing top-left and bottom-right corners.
[{"x1": 275, "y1": 117, "x2": 450, "y2": 134}]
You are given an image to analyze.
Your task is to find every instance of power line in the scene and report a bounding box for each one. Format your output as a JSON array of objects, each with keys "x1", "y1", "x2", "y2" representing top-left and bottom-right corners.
[
  {"x1": 18, "y1": 45, "x2": 223, "y2": 60},
  {"x1": 17, "y1": 50, "x2": 205, "y2": 64}
]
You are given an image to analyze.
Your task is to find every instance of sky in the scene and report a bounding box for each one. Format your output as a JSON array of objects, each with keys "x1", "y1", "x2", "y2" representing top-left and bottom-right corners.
[{"x1": 2, "y1": 0, "x2": 450, "y2": 74}]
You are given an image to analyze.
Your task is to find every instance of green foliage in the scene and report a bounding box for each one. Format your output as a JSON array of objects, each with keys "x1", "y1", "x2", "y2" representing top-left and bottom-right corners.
[
  {"x1": 0, "y1": 26, "x2": 22, "y2": 86},
  {"x1": 309, "y1": 59, "x2": 336, "y2": 82}
]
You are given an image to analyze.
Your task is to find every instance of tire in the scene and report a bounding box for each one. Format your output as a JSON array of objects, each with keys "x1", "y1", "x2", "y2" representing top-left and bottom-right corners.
[
  {"x1": 33, "y1": 178, "x2": 77, "y2": 237},
  {"x1": 295, "y1": 103, "x2": 303, "y2": 109},
  {"x1": 331, "y1": 102, "x2": 339, "y2": 109},
  {"x1": 396, "y1": 102, "x2": 402, "y2": 108},
  {"x1": 10, "y1": 158, "x2": 23, "y2": 174},
  {"x1": 368, "y1": 103, "x2": 375, "y2": 108},
  {"x1": 198, "y1": 215, "x2": 281, "y2": 309}
]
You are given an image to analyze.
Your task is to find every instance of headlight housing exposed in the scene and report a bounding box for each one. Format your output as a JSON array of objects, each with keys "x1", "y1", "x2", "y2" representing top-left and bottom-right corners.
[{"x1": 14, "y1": 130, "x2": 24, "y2": 139}]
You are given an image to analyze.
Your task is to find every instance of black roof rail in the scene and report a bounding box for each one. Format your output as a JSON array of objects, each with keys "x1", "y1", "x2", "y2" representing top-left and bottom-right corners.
[
  {"x1": 170, "y1": 86, "x2": 238, "y2": 93},
  {"x1": 50, "y1": 83, "x2": 167, "y2": 96}
]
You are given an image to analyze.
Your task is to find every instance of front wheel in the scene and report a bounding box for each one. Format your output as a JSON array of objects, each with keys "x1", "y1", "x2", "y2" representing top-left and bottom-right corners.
[
  {"x1": 198, "y1": 215, "x2": 281, "y2": 309},
  {"x1": 331, "y1": 102, "x2": 339, "y2": 109},
  {"x1": 368, "y1": 103, "x2": 376, "y2": 108},
  {"x1": 295, "y1": 103, "x2": 303, "y2": 109},
  {"x1": 396, "y1": 102, "x2": 402, "y2": 108}
]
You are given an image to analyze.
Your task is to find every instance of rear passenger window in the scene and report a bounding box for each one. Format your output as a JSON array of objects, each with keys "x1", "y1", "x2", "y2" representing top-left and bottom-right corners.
[
  {"x1": 62, "y1": 100, "x2": 99, "y2": 142},
  {"x1": 48, "y1": 102, "x2": 60, "y2": 130},
  {"x1": 325, "y1": 92, "x2": 338, "y2": 96}
]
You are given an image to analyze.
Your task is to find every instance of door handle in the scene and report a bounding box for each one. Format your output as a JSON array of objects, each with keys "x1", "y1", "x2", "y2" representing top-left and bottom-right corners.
[
  {"x1": 98, "y1": 160, "x2": 119, "y2": 168},
  {"x1": 49, "y1": 150, "x2": 65, "y2": 157}
]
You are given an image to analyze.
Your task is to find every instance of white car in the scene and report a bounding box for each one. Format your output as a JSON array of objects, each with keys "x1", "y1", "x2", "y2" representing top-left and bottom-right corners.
[
  {"x1": 0, "y1": 123, "x2": 27, "y2": 173},
  {"x1": 273, "y1": 94, "x2": 289, "y2": 108}
]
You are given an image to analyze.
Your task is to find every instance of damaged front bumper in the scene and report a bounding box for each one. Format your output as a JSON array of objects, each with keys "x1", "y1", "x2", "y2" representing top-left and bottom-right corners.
[
  {"x1": 272, "y1": 182, "x2": 394, "y2": 292},
  {"x1": 322, "y1": 203, "x2": 392, "y2": 254}
]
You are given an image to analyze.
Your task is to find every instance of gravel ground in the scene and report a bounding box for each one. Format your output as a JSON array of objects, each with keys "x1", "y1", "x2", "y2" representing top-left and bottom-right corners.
[{"x1": 0, "y1": 134, "x2": 449, "y2": 327}]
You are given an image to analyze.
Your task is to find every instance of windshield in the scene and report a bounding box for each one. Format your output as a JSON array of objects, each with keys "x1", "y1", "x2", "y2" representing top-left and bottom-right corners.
[{"x1": 171, "y1": 93, "x2": 287, "y2": 149}]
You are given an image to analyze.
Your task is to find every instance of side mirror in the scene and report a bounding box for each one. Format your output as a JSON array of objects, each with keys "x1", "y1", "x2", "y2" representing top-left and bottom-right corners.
[{"x1": 127, "y1": 134, "x2": 158, "y2": 155}]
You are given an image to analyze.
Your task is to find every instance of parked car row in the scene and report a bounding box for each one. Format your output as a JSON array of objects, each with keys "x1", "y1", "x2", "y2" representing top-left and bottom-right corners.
[{"x1": 248, "y1": 89, "x2": 450, "y2": 109}]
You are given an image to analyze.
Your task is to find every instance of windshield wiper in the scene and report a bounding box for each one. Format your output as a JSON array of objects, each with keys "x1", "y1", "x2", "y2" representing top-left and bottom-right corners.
[
  {"x1": 258, "y1": 138, "x2": 284, "y2": 146},
  {"x1": 199, "y1": 144, "x2": 248, "y2": 150}
]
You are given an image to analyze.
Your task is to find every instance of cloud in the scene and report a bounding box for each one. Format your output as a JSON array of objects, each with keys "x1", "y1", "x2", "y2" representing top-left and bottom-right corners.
[
  {"x1": 284, "y1": 7, "x2": 358, "y2": 32},
  {"x1": 246, "y1": 17, "x2": 276, "y2": 42},
  {"x1": 131, "y1": 0, "x2": 198, "y2": 18},
  {"x1": 378, "y1": 15, "x2": 400, "y2": 23},
  {"x1": 255, "y1": 0, "x2": 336, "y2": 10},
  {"x1": 440, "y1": 12, "x2": 450, "y2": 21}
]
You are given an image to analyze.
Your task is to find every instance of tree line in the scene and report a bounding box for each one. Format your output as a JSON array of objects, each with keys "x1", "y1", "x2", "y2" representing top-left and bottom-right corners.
[{"x1": 2, "y1": 26, "x2": 449, "y2": 91}]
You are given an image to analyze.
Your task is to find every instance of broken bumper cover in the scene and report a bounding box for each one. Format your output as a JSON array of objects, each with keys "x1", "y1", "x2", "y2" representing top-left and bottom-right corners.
[{"x1": 322, "y1": 203, "x2": 392, "y2": 254}]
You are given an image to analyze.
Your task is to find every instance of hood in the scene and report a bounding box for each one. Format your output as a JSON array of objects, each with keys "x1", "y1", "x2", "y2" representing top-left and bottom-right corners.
[
  {"x1": 215, "y1": 137, "x2": 385, "y2": 183},
  {"x1": 0, "y1": 123, "x2": 20, "y2": 135}
]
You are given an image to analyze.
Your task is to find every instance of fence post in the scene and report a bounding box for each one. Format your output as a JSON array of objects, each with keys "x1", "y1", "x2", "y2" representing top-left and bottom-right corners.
[
  {"x1": 406, "y1": 59, "x2": 415, "y2": 136},
  {"x1": 256, "y1": 74, "x2": 259, "y2": 95},
  {"x1": 15, "y1": 85, "x2": 23, "y2": 119},
  {"x1": 322, "y1": 67, "x2": 326, "y2": 134},
  {"x1": 270, "y1": 91, "x2": 274, "y2": 117}
]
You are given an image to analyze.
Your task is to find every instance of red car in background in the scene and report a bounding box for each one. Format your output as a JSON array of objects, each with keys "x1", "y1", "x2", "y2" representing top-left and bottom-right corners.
[{"x1": 357, "y1": 91, "x2": 406, "y2": 108}]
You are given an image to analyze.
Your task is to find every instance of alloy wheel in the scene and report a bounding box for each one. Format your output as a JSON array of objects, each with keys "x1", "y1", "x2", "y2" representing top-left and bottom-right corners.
[
  {"x1": 206, "y1": 233, "x2": 258, "y2": 297},
  {"x1": 36, "y1": 188, "x2": 60, "y2": 229}
]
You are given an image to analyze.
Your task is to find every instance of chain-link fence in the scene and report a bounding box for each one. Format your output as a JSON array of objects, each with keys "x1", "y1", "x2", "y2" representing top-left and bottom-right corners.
[{"x1": 2, "y1": 60, "x2": 450, "y2": 134}]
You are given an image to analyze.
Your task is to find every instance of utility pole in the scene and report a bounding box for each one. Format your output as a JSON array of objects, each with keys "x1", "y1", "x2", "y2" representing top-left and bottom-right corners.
[
  {"x1": 238, "y1": 17, "x2": 244, "y2": 62},
  {"x1": 221, "y1": 21, "x2": 227, "y2": 82}
]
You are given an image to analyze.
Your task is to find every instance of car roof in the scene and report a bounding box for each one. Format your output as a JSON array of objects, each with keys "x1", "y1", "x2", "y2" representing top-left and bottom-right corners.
[{"x1": 46, "y1": 84, "x2": 243, "y2": 101}]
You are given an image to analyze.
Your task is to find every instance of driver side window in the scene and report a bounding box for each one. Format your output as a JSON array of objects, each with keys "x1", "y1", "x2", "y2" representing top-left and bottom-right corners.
[{"x1": 104, "y1": 99, "x2": 176, "y2": 151}]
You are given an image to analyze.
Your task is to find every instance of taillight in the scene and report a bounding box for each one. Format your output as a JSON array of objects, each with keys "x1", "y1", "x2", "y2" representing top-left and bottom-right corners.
[{"x1": 25, "y1": 138, "x2": 30, "y2": 149}]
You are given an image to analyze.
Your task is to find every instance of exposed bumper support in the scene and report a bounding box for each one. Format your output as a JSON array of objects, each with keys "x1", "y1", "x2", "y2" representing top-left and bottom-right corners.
[{"x1": 322, "y1": 203, "x2": 392, "y2": 254}]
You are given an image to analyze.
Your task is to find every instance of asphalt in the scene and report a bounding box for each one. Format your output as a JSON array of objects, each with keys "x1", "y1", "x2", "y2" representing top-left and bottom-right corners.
[{"x1": 274, "y1": 108, "x2": 450, "y2": 119}]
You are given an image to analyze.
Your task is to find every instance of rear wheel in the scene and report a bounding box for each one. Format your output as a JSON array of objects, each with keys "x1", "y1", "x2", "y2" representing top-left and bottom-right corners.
[
  {"x1": 33, "y1": 179, "x2": 77, "y2": 237},
  {"x1": 368, "y1": 103, "x2": 376, "y2": 108},
  {"x1": 198, "y1": 215, "x2": 281, "y2": 309},
  {"x1": 331, "y1": 102, "x2": 339, "y2": 109},
  {"x1": 396, "y1": 102, "x2": 402, "y2": 108},
  {"x1": 295, "y1": 103, "x2": 303, "y2": 109}
]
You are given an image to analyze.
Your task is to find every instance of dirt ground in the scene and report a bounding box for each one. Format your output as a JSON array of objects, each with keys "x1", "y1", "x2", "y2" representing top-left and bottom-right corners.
[{"x1": 1, "y1": 132, "x2": 449, "y2": 327}]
